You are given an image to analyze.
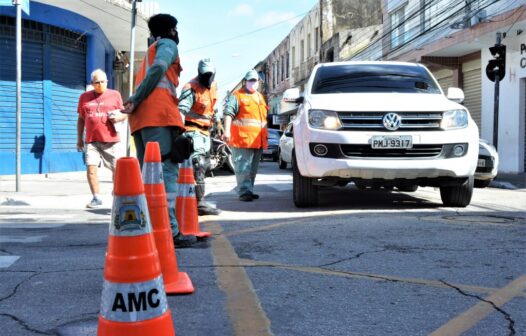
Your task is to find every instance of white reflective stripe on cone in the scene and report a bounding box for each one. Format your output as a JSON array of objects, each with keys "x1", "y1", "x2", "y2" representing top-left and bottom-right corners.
[
  {"x1": 100, "y1": 275, "x2": 168, "y2": 322},
  {"x1": 177, "y1": 183, "x2": 196, "y2": 198},
  {"x1": 110, "y1": 195, "x2": 152, "y2": 237},
  {"x1": 142, "y1": 162, "x2": 163, "y2": 184}
]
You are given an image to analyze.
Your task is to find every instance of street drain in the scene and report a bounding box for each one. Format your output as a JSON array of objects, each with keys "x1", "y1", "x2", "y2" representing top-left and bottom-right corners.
[{"x1": 441, "y1": 215, "x2": 516, "y2": 225}]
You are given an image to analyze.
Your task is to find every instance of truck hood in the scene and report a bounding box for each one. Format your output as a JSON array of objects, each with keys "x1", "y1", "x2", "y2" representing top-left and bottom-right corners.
[{"x1": 307, "y1": 93, "x2": 465, "y2": 112}]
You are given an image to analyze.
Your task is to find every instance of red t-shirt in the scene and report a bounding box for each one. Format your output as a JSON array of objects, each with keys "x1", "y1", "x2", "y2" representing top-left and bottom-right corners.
[{"x1": 77, "y1": 89, "x2": 124, "y2": 143}]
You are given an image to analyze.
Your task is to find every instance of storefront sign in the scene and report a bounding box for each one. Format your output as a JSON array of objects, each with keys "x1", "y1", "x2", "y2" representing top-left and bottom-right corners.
[{"x1": 521, "y1": 43, "x2": 526, "y2": 68}]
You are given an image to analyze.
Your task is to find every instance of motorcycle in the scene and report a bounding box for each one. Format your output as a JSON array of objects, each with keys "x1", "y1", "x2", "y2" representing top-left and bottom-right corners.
[{"x1": 206, "y1": 130, "x2": 235, "y2": 176}]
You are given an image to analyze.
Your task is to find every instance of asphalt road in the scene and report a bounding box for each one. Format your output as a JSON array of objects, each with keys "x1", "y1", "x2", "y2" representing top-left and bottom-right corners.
[{"x1": 0, "y1": 161, "x2": 525, "y2": 335}]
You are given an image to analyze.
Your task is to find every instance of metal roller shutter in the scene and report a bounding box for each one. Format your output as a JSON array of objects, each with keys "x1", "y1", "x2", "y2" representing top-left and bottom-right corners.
[
  {"x1": 433, "y1": 69, "x2": 453, "y2": 94},
  {"x1": 0, "y1": 16, "x2": 86, "y2": 174},
  {"x1": 462, "y1": 58, "x2": 482, "y2": 129},
  {"x1": 0, "y1": 17, "x2": 45, "y2": 174},
  {"x1": 50, "y1": 46, "x2": 85, "y2": 152}
]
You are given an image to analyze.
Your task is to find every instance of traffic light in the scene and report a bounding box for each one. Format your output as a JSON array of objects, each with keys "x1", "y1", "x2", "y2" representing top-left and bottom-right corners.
[{"x1": 486, "y1": 44, "x2": 506, "y2": 82}]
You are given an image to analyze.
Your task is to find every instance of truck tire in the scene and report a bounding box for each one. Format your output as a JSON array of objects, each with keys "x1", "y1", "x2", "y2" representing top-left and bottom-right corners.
[
  {"x1": 440, "y1": 176, "x2": 474, "y2": 207},
  {"x1": 292, "y1": 153, "x2": 318, "y2": 207},
  {"x1": 278, "y1": 151, "x2": 287, "y2": 169},
  {"x1": 474, "y1": 179, "x2": 491, "y2": 188},
  {"x1": 397, "y1": 185, "x2": 418, "y2": 192}
]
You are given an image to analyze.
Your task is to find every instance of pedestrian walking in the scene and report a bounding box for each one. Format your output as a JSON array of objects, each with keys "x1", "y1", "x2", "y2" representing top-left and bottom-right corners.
[
  {"x1": 77, "y1": 69, "x2": 127, "y2": 208},
  {"x1": 122, "y1": 13, "x2": 196, "y2": 247},
  {"x1": 178, "y1": 58, "x2": 221, "y2": 215},
  {"x1": 222, "y1": 69, "x2": 268, "y2": 202}
]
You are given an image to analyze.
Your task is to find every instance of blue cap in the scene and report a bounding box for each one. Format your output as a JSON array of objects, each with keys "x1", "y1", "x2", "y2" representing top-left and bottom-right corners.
[
  {"x1": 198, "y1": 58, "x2": 215, "y2": 74},
  {"x1": 244, "y1": 69, "x2": 259, "y2": 81}
]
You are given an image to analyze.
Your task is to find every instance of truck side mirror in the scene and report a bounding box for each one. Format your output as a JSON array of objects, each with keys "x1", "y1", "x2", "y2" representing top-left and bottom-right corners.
[{"x1": 447, "y1": 87, "x2": 464, "y2": 104}]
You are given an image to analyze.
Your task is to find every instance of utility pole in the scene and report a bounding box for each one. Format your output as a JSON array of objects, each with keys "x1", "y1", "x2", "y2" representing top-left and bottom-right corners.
[
  {"x1": 14, "y1": 0, "x2": 22, "y2": 191},
  {"x1": 126, "y1": 0, "x2": 141, "y2": 156}
]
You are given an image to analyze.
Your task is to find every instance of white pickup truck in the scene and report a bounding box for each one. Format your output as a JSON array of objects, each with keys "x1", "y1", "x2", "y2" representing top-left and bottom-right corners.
[{"x1": 283, "y1": 61, "x2": 479, "y2": 208}]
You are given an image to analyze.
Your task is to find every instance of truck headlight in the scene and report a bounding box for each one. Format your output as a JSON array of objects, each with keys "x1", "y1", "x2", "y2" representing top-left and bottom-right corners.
[
  {"x1": 441, "y1": 109, "x2": 468, "y2": 130},
  {"x1": 308, "y1": 109, "x2": 342, "y2": 130}
]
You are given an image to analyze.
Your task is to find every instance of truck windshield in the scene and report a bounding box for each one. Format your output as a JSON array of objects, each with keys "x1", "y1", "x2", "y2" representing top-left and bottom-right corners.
[{"x1": 311, "y1": 64, "x2": 441, "y2": 94}]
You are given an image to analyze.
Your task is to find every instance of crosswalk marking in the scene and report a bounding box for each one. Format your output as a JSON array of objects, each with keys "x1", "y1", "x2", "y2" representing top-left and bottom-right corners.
[
  {"x1": 0, "y1": 256, "x2": 20, "y2": 268},
  {"x1": 0, "y1": 235, "x2": 46, "y2": 243}
]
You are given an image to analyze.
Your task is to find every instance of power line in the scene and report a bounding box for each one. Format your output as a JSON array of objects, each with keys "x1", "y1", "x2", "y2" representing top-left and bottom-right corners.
[{"x1": 181, "y1": 11, "x2": 310, "y2": 53}]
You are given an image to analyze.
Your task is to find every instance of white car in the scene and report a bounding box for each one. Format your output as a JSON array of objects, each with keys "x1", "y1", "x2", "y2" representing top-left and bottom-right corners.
[
  {"x1": 284, "y1": 61, "x2": 479, "y2": 208},
  {"x1": 475, "y1": 139, "x2": 499, "y2": 188},
  {"x1": 278, "y1": 122, "x2": 294, "y2": 169}
]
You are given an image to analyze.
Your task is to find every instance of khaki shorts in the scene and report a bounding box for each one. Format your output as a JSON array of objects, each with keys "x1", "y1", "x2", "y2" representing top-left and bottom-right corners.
[{"x1": 85, "y1": 142, "x2": 117, "y2": 171}]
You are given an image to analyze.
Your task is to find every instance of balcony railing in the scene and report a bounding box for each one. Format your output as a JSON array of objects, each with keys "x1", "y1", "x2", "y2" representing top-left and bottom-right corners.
[{"x1": 292, "y1": 56, "x2": 317, "y2": 83}]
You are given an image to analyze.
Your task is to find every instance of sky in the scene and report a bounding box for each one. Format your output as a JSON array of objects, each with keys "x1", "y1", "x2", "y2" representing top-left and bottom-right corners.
[{"x1": 149, "y1": 0, "x2": 317, "y2": 103}]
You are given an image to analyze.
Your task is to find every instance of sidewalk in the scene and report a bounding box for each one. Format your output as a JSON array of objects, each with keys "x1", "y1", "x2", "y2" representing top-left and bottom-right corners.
[{"x1": 0, "y1": 170, "x2": 524, "y2": 209}]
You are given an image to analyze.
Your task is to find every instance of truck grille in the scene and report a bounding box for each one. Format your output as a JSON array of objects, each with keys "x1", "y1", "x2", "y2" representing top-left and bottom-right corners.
[
  {"x1": 338, "y1": 112, "x2": 443, "y2": 131},
  {"x1": 340, "y1": 144, "x2": 443, "y2": 158}
]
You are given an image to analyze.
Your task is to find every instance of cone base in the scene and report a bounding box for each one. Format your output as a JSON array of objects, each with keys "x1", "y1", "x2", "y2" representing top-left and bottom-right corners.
[
  {"x1": 165, "y1": 271, "x2": 194, "y2": 295},
  {"x1": 181, "y1": 230, "x2": 211, "y2": 238},
  {"x1": 97, "y1": 311, "x2": 175, "y2": 336}
]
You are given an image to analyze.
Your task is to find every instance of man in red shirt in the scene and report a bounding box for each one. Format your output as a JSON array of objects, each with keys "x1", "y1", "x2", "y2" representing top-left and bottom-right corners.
[{"x1": 77, "y1": 69, "x2": 127, "y2": 208}]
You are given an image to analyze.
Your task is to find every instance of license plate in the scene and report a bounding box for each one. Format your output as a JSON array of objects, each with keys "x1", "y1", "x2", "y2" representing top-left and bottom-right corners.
[
  {"x1": 477, "y1": 159, "x2": 486, "y2": 167},
  {"x1": 263, "y1": 149, "x2": 272, "y2": 154},
  {"x1": 371, "y1": 136, "x2": 412, "y2": 149}
]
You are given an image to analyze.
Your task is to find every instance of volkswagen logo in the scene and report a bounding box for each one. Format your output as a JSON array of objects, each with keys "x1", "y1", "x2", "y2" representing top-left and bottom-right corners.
[{"x1": 382, "y1": 113, "x2": 402, "y2": 131}]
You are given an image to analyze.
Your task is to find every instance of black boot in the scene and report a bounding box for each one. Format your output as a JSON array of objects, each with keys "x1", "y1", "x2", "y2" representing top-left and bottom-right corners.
[{"x1": 173, "y1": 232, "x2": 197, "y2": 248}]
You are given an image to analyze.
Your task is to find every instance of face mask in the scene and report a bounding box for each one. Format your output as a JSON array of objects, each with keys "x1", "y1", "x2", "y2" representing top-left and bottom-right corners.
[
  {"x1": 246, "y1": 81, "x2": 259, "y2": 93},
  {"x1": 198, "y1": 72, "x2": 215, "y2": 89}
]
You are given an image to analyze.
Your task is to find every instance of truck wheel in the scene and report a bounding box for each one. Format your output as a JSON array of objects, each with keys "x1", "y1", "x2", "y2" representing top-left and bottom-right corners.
[
  {"x1": 474, "y1": 179, "x2": 491, "y2": 188},
  {"x1": 292, "y1": 154, "x2": 318, "y2": 207},
  {"x1": 278, "y1": 152, "x2": 287, "y2": 169},
  {"x1": 440, "y1": 176, "x2": 474, "y2": 207},
  {"x1": 397, "y1": 185, "x2": 418, "y2": 192}
]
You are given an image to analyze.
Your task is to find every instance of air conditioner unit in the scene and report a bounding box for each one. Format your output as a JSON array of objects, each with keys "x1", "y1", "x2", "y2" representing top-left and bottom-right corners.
[{"x1": 471, "y1": 9, "x2": 488, "y2": 26}]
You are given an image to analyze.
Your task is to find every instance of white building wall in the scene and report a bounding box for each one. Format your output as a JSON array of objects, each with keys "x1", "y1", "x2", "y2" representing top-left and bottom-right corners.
[{"x1": 481, "y1": 33, "x2": 526, "y2": 172}]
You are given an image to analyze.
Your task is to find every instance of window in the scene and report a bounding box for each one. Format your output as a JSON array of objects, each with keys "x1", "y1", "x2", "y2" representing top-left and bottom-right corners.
[
  {"x1": 286, "y1": 53, "x2": 290, "y2": 78},
  {"x1": 315, "y1": 27, "x2": 319, "y2": 51},
  {"x1": 422, "y1": 0, "x2": 440, "y2": 32},
  {"x1": 281, "y1": 55, "x2": 285, "y2": 81},
  {"x1": 390, "y1": 7, "x2": 405, "y2": 49},
  {"x1": 291, "y1": 47, "x2": 296, "y2": 68},
  {"x1": 300, "y1": 40, "x2": 305, "y2": 62},
  {"x1": 307, "y1": 33, "x2": 311, "y2": 57}
]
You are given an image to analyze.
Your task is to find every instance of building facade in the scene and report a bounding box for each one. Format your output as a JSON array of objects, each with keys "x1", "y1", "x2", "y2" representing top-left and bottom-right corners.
[
  {"x1": 377, "y1": 0, "x2": 526, "y2": 173},
  {"x1": 0, "y1": 0, "x2": 151, "y2": 175}
]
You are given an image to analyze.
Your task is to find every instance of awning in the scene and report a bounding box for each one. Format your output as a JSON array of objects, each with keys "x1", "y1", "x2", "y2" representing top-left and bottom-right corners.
[{"x1": 33, "y1": 0, "x2": 151, "y2": 52}]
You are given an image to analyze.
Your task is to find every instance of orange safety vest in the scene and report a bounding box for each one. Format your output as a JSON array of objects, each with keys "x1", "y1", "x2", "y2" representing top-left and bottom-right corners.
[
  {"x1": 230, "y1": 89, "x2": 268, "y2": 149},
  {"x1": 183, "y1": 78, "x2": 217, "y2": 135},
  {"x1": 128, "y1": 41, "x2": 185, "y2": 134}
]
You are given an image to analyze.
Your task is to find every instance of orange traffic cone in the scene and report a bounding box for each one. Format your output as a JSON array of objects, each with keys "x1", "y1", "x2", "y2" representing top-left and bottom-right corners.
[
  {"x1": 176, "y1": 159, "x2": 211, "y2": 238},
  {"x1": 98, "y1": 157, "x2": 175, "y2": 336},
  {"x1": 143, "y1": 142, "x2": 194, "y2": 295}
]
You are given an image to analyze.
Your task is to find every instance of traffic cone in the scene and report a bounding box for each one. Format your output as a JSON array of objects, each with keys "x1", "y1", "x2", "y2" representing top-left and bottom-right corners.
[
  {"x1": 143, "y1": 142, "x2": 194, "y2": 294},
  {"x1": 97, "y1": 157, "x2": 175, "y2": 336},
  {"x1": 176, "y1": 159, "x2": 211, "y2": 238}
]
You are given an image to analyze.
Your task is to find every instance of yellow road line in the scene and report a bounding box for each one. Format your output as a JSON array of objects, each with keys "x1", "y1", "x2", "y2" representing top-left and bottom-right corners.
[
  {"x1": 430, "y1": 275, "x2": 526, "y2": 336},
  {"x1": 207, "y1": 222, "x2": 273, "y2": 336},
  {"x1": 238, "y1": 258, "x2": 517, "y2": 297}
]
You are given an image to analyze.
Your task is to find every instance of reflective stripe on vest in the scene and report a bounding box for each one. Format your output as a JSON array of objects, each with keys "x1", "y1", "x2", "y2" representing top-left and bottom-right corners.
[
  {"x1": 142, "y1": 162, "x2": 163, "y2": 184},
  {"x1": 184, "y1": 79, "x2": 216, "y2": 129},
  {"x1": 232, "y1": 118, "x2": 267, "y2": 128},
  {"x1": 100, "y1": 275, "x2": 169, "y2": 322},
  {"x1": 145, "y1": 51, "x2": 178, "y2": 99},
  {"x1": 110, "y1": 195, "x2": 152, "y2": 236}
]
